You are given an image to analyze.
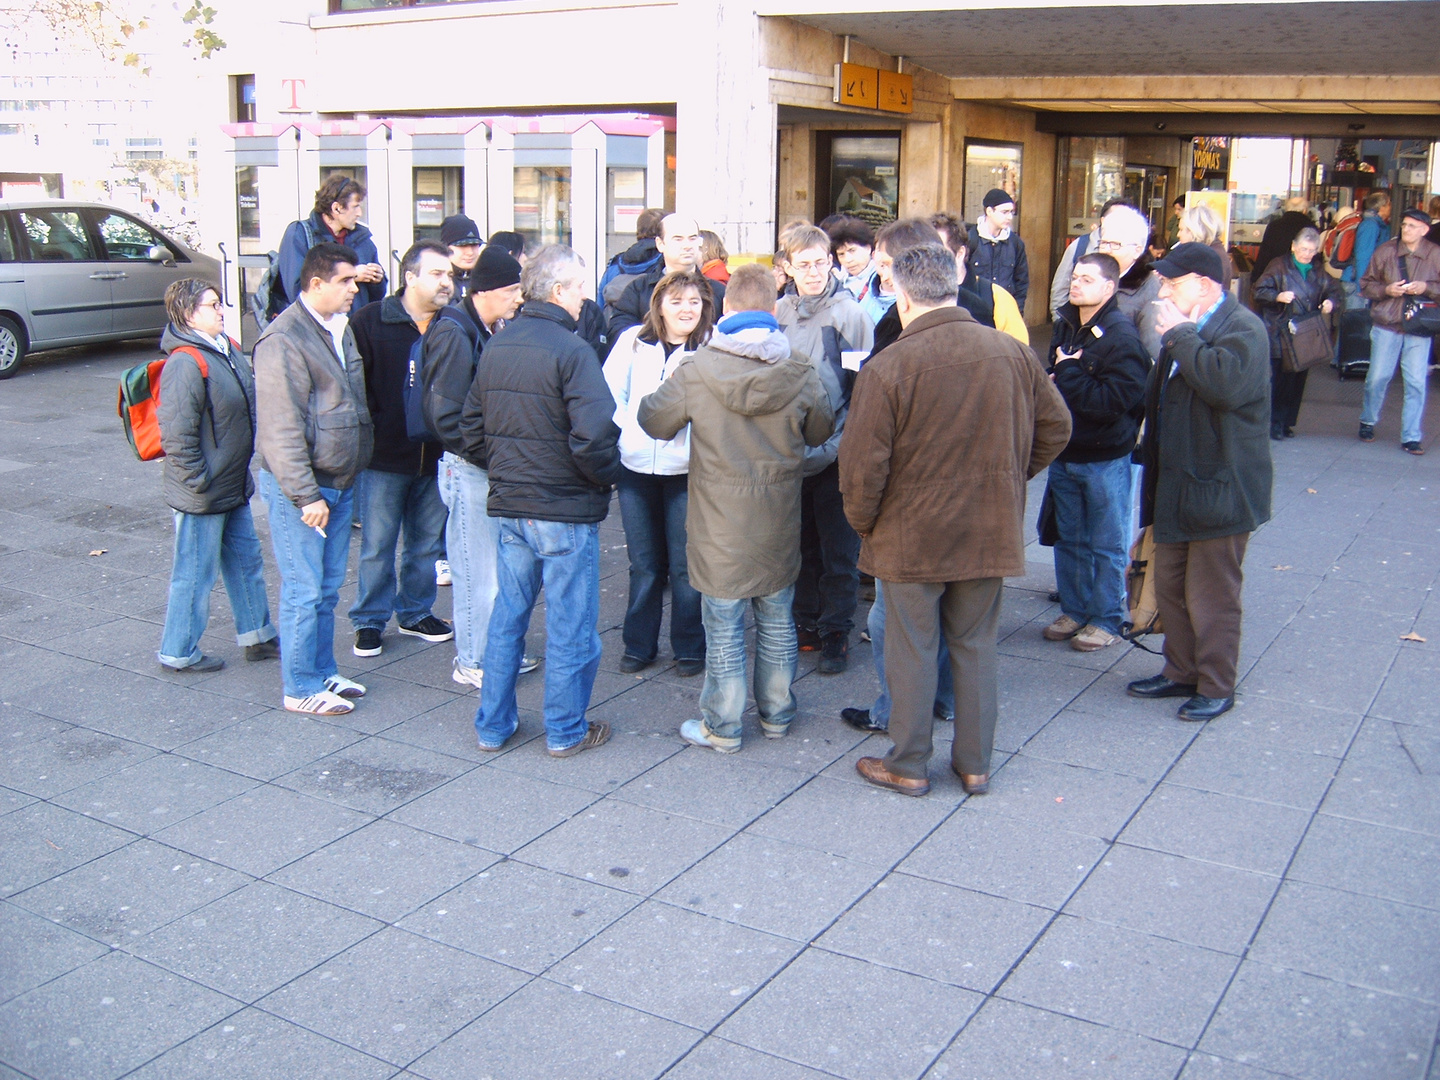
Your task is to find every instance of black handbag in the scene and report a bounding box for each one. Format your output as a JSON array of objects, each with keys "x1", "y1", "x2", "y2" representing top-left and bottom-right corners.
[
  {"x1": 1398, "y1": 251, "x2": 1440, "y2": 337},
  {"x1": 1280, "y1": 308, "x2": 1334, "y2": 373}
]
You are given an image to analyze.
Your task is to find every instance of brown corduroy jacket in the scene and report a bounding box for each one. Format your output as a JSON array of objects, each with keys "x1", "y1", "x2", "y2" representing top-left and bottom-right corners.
[{"x1": 838, "y1": 305, "x2": 1071, "y2": 583}]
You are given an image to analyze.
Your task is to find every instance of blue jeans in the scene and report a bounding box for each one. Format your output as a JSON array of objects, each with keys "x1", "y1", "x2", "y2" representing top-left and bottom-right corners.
[
  {"x1": 437, "y1": 453, "x2": 500, "y2": 669},
  {"x1": 158, "y1": 504, "x2": 276, "y2": 668},
  {"x1": 699, "y1": 585, "x2": 798, "y2": 740},
  {"x1": 1361, "y1": 326, "x2": 1430, "y2": 444},
  {"x1": 349, "y1": 468, "x2": 447, "y2": 631},
  {"x1": 259, "y1": 470, "x2": 354, "y2": 698},
  {"x1": 1048, "y1": 456, "x2": 1132, "y2": 634},
  {"x1": 616, "y1": 467, "x2": 704, "y2": 662},
  {"x1": 475, "y1": 518, "x2": 601, "y2": 752},
  {"x1": 868, "y1": 579, "x2": 953, "y2": 727}
]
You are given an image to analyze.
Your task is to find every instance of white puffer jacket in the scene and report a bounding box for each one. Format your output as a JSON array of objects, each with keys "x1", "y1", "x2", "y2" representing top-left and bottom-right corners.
[{"x1": 604, "y1": 324, "x2": 694, "y2": 475}]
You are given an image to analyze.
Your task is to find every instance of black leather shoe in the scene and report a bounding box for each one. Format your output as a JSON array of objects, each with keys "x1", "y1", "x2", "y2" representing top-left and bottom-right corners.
[
  {"x1": 618, "y1": 654, "x2": 652, "y2": 674},
  {"x1": 1177, "y1": 694, "x2": 1234, "y2": 721},
  {"x1": 1126, "y1": 675, "x2": 1199, "y2": 699},
  {"x1": 841, "y1": 707, "x2": 887, "y2": 733},
  {"x1": 674, "y1": 658, "x2": 705, "y2": 677}
]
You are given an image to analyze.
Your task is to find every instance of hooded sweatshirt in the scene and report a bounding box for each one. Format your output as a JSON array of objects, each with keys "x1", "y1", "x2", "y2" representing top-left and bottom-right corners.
[{"x1": 637, "y1": 316, "x2": 834, "y2": 599}]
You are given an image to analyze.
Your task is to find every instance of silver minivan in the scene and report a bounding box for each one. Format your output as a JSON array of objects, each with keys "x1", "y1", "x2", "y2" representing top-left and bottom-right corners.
[{"x1": 0, "y1": 199, "x2": 222, "y2": 378}]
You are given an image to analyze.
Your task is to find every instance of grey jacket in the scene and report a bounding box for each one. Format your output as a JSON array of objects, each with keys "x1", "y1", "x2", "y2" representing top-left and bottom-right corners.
[
  {"x1": 775, "y1": 282, "x2": 872, "y2": 476},
  {"x1": 253, "y1": 299, "x2": 373, "y2": 508},
  {"x1": 156, "y1": 324, "x2": 256, "y2": 516},
  {"x1": 637, "y1": 326, "x2": 834, "y2": 599},
  {"x1": 1114, "y1": 264, "x2": 1164, "y2": 361}
]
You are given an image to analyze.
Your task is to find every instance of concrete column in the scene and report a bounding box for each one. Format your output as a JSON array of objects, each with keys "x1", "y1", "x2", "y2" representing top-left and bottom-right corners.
[{"x1": 674, "y1": 0, "x2": 776, "y2": 255}]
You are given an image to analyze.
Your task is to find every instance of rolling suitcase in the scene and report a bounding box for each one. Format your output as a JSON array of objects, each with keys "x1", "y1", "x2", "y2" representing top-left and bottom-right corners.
[{"x1": 1335, "y1": 307, "x2": 1371, "y2": 381}]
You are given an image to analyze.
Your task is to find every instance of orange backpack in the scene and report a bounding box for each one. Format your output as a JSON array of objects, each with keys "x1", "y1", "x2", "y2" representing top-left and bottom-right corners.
[{"x1": 117, "y1": 345, "x2": 216, "y2": 461}]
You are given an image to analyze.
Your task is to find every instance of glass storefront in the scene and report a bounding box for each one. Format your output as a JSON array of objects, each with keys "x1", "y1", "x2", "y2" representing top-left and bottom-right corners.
[
  {"x1": 413, "y1": 166, "x2": 462, "y2": 241},
  {"x1": 963, "y1": 141, "x2": 1022, "y2": 224},
  {"x1": 513, "y1": 166, "x2": 571, "y2": 249}
]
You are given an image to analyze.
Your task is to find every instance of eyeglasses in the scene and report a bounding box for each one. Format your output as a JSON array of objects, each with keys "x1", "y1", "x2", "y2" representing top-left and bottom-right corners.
[
  {"x1": 1095, "y1": 239, "x2": 1133, "y2": 252},
  {"x1": 198, "y1": 300, "x2": 224, "y2": 311},
  {"x1": 791, "y1": 259, "x2": 830, "y2": 274}
]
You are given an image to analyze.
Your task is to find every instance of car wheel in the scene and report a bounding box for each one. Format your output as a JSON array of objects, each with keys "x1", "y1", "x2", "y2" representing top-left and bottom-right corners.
[{"x1": 0, "y1": 316, "x2": 24, "y2": 379}]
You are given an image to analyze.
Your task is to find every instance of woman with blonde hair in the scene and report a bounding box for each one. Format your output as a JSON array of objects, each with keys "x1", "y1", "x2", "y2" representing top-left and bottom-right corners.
[{"x1": 1177, "y1": 203, "x2": 1234, "y2": 291}]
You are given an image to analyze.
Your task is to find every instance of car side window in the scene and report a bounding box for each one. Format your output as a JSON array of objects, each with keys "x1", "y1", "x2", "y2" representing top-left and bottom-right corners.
[
  {"x1": 18, "y1": 210, "x2": 97, "y2": 262},
  {"x1": 96, "y1": 212, "x2": 168, "y2": 261},
  {"x1": 0, "y1": 215, "x2": 15, "y2": 262}
]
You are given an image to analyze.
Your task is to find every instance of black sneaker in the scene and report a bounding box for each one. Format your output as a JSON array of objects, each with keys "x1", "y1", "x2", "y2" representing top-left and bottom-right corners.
[
  {"x1": 161, "y1": 654, "x2": 224, "y2": 673},
  {"x1": 245, "y1": 639, "x2": 280, "y2": 661},
  {"x1": 399, "y1": 615, "x2": 454, "y2": 642},
  {"x1": 796, "y1": 626, "x2": 822, "y2": 652},
  {"x1": 1358, "y1": 423, "x2": 1375, "y2": 442},
  {"x1": 818, "y1": 631, "x2": 849, "y2": 674},
  {"x1": 674, "y1": 658, "x2": 705, "y2": 677},
  {"x1": 353, "y1": 628, "x2": 383, "y2": 657},
  {"x1": 1404, "y1": 441, "x2": 1425, "y2": 456}
]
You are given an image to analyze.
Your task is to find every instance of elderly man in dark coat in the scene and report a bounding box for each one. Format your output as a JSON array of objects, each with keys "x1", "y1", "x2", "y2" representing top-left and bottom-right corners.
[
  {"x1": 1128, "y1": 242, "x2": 1272, "y2": 722},
  {"x1": 839, "y1": 244, "x2": 1071, "y2": 797}
]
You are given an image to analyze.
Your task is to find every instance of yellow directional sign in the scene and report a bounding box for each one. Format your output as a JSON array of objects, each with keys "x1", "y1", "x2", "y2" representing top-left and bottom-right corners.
[
  {"x1": 835, "y1": 63, "x2": 878, "y2": 110},
  {"x1": 878, "y1": 70, "x2": 914, "y2": 114}
]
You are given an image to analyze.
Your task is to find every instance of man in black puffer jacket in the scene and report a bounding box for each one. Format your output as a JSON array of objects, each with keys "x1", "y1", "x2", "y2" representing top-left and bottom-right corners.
[
  {"x1": 459, "y1": 245, "x2": 622, "y2": 759},
  {"x1": 1042, "y1": 252, "x2": 1152, "y2": 655}
]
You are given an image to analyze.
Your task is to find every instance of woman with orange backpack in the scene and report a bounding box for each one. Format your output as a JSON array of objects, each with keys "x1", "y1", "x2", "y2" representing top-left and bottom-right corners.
[{"x1": 156, "y1": 278, "x2": 278, "y2": 673}]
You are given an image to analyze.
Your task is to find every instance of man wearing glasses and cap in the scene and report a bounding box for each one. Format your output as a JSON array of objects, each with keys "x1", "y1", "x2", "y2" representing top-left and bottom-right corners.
[
  {"x1": 1127, "y1": 242, "x2": 1271, "y2": 724},
  {"x1": 440, "y1": 214, "x2": 484, "y2": 297}
]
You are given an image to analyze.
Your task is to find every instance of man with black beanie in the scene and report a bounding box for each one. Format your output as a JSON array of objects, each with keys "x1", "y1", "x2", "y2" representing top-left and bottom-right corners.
[
  {"x1": 967, "y1": 188, "x2": 1030, "y2": 313},
  {"x1": 440, "y1": 214, "x2": 484, "y2": 296}
]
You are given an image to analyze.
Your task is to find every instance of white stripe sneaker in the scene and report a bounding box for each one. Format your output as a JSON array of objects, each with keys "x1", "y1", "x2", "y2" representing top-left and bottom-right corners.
[
  {"x1": 284, "y1": 690, "x2": 353, "y2": 715},
  {"x1": 324, "y1": 674, "x2": 367, "y2": 698}
]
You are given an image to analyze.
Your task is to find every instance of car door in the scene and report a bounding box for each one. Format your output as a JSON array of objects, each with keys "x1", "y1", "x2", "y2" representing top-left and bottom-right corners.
[
  {"x1": 16, "y1": 207, "x2": 112, "y2": 347},
  {"x1": 91, "y1": 209, "x2": 184, "y2": 336}
]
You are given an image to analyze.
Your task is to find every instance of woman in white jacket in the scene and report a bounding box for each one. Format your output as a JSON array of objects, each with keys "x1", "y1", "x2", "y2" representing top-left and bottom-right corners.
[{"x1": 604, "y1": 270, "x2": 715, "y2": 675}]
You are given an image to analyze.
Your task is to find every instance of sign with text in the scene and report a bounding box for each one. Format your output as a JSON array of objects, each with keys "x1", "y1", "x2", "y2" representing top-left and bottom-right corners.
[
  {"x1": 877, "y1": 70, "x2": 914, "y2": 114},
  {"x1": 834, "y1": 64, "x2": 878, "y2": 110}
]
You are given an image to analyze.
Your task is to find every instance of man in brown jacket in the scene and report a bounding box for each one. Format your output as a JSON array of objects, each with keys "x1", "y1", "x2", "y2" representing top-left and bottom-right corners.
[
  {"x1": 839, "y1": 245, "x2": 1071, "y2": 796},
  {"x1": 638, "y1": 264, "x2": 834, "y2": 752}
]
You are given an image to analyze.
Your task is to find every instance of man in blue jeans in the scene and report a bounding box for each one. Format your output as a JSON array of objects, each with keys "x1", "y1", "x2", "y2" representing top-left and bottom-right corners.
[
  {"x1": 459, "y1": 245, "x2": 622, "y2": 756},
  {"x1": 348, "y1": 240, "x2": 457, "y2": 657},
  {"x1": 638, "y1": 263, "x2": 834, "y2": 753},
  {"x1": 253, "y1": 243, "x2": 374, "y2": 716}
]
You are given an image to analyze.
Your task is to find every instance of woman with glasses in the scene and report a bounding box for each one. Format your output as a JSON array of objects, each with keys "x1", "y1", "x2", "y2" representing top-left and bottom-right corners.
[{"x1": 156, "y1": 278, "x2": 278, "y2": 673}]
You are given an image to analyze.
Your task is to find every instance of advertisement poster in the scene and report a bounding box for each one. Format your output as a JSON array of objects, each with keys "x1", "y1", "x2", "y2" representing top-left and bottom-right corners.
[
  {"x1": 1185, "y1": 189, "x2": 1232, "y2": 247},
  {"x1": 830, "y1": 135, "x2": 899, "y2": 227}
]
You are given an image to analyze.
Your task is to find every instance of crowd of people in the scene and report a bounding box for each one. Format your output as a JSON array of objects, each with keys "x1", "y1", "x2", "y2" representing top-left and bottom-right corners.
[{"x1": 147, "y1": 173, "x2": 1436, "y2": 793}]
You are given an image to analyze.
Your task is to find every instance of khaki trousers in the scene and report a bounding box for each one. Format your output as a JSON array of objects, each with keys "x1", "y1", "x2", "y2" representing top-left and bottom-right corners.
[
  {"x1": 881, "y1": 578, "x2": 1002, "y2": 780},
  {"x1": 1154, "y1": 533, "x2": 1249, "y2": 698}
]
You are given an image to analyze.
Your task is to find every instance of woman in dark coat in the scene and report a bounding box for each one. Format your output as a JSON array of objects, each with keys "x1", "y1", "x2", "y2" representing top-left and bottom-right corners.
[
  {"x1": 156, "y1": 278, "x2": 278, "y2": 672},
  {"x1": 1252, "y1": 227, "x2": 1343, "y2": 439}
]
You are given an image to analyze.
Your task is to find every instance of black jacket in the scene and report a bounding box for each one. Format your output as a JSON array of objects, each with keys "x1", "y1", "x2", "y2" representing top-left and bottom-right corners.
[
  {"x1": 867, "y1": 281, "x2": 996, "y2": 359},
  {"x1": 459, "y1": 301, "x2": 622, "y2": 523},
  {"x1": 1048, "y1": 296, "x2": 1152, "y2": 463},
  {"x1": 420, "y1": 295, "x2": 495, "y2": 465},
  {"x1": 576, "y1": 298, "x2": 608, "y2": 363},
  {"x1": 156, "y1": 325, "x2": 255, "y2": 516},
  {"x1": 608, "y1": 262, "x2": 725, "y2": 343},
  {"x1": 1249, "y1": 212, "x2": 1315, "y2": 290},
  {"x1": 966, "y1": 226, "x2": 1029, "y2": 311},
  {"x1": 1252, "y1": 256, "x2": 1343, "y2": 359},
  {"x1": 1140, "y1": 295, "x2": 1272, "y2": 543},
  {"x1": 351, "y1": 296, "x2": 442, "y2": 476}
]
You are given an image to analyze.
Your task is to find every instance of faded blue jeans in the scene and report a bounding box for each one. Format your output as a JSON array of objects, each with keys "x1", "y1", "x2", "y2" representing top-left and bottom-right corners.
[
  {"x1": 475, "y1": 518, "x2": 601, "y2": 753},
  {"x1": 1049, "y1": 456, "x2": 1132, "y2": 634},
  {"x1": 1361, "y1": 326, "x2": 1430, "y2": 445},
  {"x1": 158, "y1": 504, "x2": 276, "y2": 668},
  {"x1": 437, "y1": 452, "x2": 500, "y2": 670},
  {"x1": 699, "y1": 585, "x2": 798, "y2": 740},
  {"x1": 259, "y1": 470, "x2": 354, "y2": 698},
  {"x1": 349, "y1": 468, "x2": 447, "y2": 632}
]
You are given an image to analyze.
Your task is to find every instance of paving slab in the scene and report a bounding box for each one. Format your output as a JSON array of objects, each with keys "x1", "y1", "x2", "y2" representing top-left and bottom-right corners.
[
  {"x1": 1119, "y1": 783, "x2": 1311, "y2": 876},
  {"x1": 53, "y1": 753, "x2": 257, "y2": 836},
  {"x1": 0, "y1": 726, "x2": 155, "y2": 799},
  {"x1": 0, "y1": 899, "x2": 111, "y2": 1004},
  {"x1": 273, "y1": 736, "x2": 470, "y2": 816},
  {"x1": 388, "y1": 765, "x2": 597, "y2": 855},
  {"x1": 0, "y1": 800, "x2": 133, "y2": 897},
  {"x1": 964, "y1": 754, "x2": 1153, "y2": 841},
  {"x1": 662, "y1": 1038, "x2": 835, "y2": 1080},
  {"x1": 1287, "y1": 813, "x2": 1440, "y2": 911},
  {"x1": 609, "y1": 747, "x2": 809, "y2": 828},
  {"x1": 171, "y1": 711, "x2": 366, "y2": 782},
  {"x1": 1320, "y1": 760, "x2": 1440, "y2": 836}
]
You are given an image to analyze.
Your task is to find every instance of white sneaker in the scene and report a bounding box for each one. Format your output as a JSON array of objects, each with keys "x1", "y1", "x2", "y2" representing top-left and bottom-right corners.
[
  {"x1": 679, "y1": 718, "x2": 741, "y2": 754},
  {"x1": 435, "y1": 559, "x2": 452, "y2": 587},
  {"x1": 452, "y1": 658, "x2": 483, "y2": 690},
  {"x1": 324, "y1": 674, "x2": 367, "y2": 698},
  {"x1": 284, "y1": 690, "x2": 353, "y2": 715}
]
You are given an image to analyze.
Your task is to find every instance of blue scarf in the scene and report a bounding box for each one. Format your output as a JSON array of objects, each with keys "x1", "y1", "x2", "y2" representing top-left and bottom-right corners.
[{"x1": 717, "y1": 311, "x2": 779, "y2": 335}]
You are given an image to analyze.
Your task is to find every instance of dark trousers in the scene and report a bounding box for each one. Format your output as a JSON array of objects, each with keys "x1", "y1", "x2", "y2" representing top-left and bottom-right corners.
[
  {"x1": 616, "y1": 468, "x2": 705, "y2": 662},
  {"x1": 1154, "y1": 533, "x2": 1249, "y2": 699},
  {"x1": 1270, "y1": 357, "x2": 1308, "y2": 431},
  {"x1": 793, "y1": 461, "x2": 861, "y2": 635},
  {"x1": 881, "y1": 577, "x2": 1002, "y2": 780}
]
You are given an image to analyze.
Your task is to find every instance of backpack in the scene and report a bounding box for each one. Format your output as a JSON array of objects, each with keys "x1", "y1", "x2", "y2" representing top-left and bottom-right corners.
[
  {"x1": 251, "y1": 219, "x2": 316, "y2": 330},
  {"x1": 118, "y1": 344, "x2": 221, "y2": 461},
  {"x1": 1322, "y1": 214, "x2": 1361, "y2": 278},
  {"x1": 405, "y1": 306, "x2": 479, "y2": 443}
]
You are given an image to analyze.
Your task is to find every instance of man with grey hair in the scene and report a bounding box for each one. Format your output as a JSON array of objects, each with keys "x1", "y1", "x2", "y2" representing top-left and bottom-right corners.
[
  {"x1": 608, "y1": 213, "x2": 726, "y2": 340},
  {"x1": 840, "y1": 244, "x2": 1071, "y2": 797},
  {"x1": 458, "y1": 245, "x2": 622, "y2": 757},
  {"x1": 1097, "y1": 204, "x2": 1164, "y2": 359}
]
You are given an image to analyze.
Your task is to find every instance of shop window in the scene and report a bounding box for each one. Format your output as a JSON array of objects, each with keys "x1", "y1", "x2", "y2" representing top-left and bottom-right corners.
[
  {"x1": 816, "y1": 132, "x2": 900, "y2": 230},
  {"x1": 413, "y1": 167, "x2": 462, "y2": 241},
  {"x1": 513, "y1": 166, "x2": 571, "y2": 249},
  {"x1": 236, "y1": 165, "x2": 263, "y2": 257},
  {"x1": 606, "y1": 167, "x2": 647, "y2": 262},
  {"x1": 963, "y1": 141, "x2": 1022, "y2": 225},
  {"x1": 233, "y1": 74, "x2": 255, "y2": 124}
]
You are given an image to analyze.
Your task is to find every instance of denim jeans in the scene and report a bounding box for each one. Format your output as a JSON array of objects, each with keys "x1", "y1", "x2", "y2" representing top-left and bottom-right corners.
[
  {"x1": 158, "y1": 504, "x2": 276, "y2": 668},
  {"x1": 699, "y1": 585, "x2": 797, "y2": 740},
  {"x1": 794, "y1": 462, "x2": 861, "y2": 635},
  {"x1": 1048, "y1": 456, "x2": 1133, "y2": 634},
  {"x1": 475, "y1": 518, "x2": 601, "y2": 752},
  {"x1": 616, "y1": 467, "x2": 704, "y2": 662},
  {"x1": 437, "y1": 452, "x2": 500, "y2": 669},
  {"x1": 349, "y1": 468, "x2": 447, "y2": 631},
  {"x1": 1361, "y1": 326, "x2": 1431, "y2": 444},
  {"x1": 867, "y1": 579, "x2": 953, "y2": 727},
  {"x1": 259, "y1": 469, "x2": 354, "y2": 698}
]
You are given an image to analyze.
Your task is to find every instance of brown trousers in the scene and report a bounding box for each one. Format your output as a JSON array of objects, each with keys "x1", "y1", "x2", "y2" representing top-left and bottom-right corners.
[
  {"x1": 1154, "y1": 533, "x2": 1249, "y2": 698},
  {"x1": 881, "y1": 578, "x2": 1002, "y2": 780}
]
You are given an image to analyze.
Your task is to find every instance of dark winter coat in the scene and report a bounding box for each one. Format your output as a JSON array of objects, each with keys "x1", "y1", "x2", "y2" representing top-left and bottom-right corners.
[
  {"x1": 1139, "y1": 295, "x2": 1272, "y2": 544},
  {"x1": 1252, "y1": 256, "x2": 1344, "y2": 359},
  {"x1": 599, "y1": 239, "x2": 662, "y2": 323},
  {"x1": 420, "y1": 296, "x2": 494, "y2": 465},
  {"x1": 458, "y1": 301, "x2": 622, "y2": 523},
  {"x1": 966, "y1": 225, "x2": 1030, "y2": 312},
  {"x1": 609, "y1": 261, "x2": 725, "y2": 343},
  {"x1": 276, "y1": 211, "x2": 387, "y2": 311},
  {"x1": 350, "y1": 296, "x2": 443, "y2": 476},
  {"x1": 1249, "y1": 212, "x2": 1315, "y2": 292},
  {"x1": 1048, "y1": 295, "x2": 1152, "y2": 464},
  {"x1": 156, "y1": 325, "x2": 256, "y2": 516}
]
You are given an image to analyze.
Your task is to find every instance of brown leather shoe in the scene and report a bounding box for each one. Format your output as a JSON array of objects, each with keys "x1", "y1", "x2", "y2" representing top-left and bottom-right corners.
[
  {"x1": 952, "y1": 767, "x2": 990, "y2": 795},
  {"x1": 856, "y1": 756, "x2": 930, "y2": 797}
]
